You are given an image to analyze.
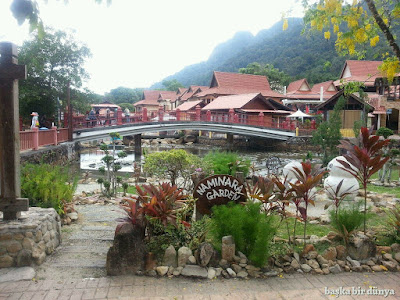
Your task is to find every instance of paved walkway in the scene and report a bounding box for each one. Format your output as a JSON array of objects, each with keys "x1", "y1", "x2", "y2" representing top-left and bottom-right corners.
[
  {"x1": 0, "y1": 272, "x2": 399, "y2": 299},
  {"x1": 1, "y1": 204, "x2": 399, "y2": 299}
]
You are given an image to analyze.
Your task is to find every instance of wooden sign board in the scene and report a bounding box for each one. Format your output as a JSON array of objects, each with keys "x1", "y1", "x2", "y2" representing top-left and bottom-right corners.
[{"x1": 194, "y1": 175, "x2": 247, "y2": 215}]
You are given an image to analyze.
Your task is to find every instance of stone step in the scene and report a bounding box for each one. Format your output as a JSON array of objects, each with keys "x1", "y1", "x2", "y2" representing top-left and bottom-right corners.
[{"x1": 59, "y1": 245, "x2": 110, "y2": 254}]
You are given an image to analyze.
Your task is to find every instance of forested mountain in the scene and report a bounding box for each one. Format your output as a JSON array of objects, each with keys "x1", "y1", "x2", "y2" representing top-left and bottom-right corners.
[{"x1": 151, "y1": 18, "x2": 393, "y2": 88}]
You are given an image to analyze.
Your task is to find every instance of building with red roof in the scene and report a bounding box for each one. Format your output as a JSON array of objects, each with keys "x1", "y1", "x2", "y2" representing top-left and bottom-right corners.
[
  {"x1": 283, "y1": 79, "x2": 338, "y2": 113},
  {"x1": 134, "y1": 90, "x2": 168, "y2": 113},
  {"x1": 194, "y1": 71, "x2": 284, "y2": 103}
]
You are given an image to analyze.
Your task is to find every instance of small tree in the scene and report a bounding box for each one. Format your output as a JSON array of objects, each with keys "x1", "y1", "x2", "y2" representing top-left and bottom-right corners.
[
  {"x1": 143, "y1": 149, "x2": 204, "y2": 189},
  {"x1": 338, "y1": 127, "x2": 389, "y2": 233},
  {"x1": 312, "y1": 96, "x2": 345, "y2": 165}
]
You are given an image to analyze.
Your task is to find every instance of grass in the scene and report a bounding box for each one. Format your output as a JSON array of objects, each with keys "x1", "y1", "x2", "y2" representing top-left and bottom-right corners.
[
  {"x1": 370, "y1": 169, "x2": 399, "y2": 181},
  {"x1": 367, "y1": 185, "x2": 400, "y2": 198},
  {"x1": 274, "y1": 216, "x2": 331, "y2": 241},
  {"x1": 117, "y1": 185, "x2": 137, "y2": 195}
]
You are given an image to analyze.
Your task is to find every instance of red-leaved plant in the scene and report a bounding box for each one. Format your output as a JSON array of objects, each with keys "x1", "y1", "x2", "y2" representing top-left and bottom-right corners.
[
  {"x1": 337, "y1": 127, "x2": 389, "y2": 233},
  {"x1": 117, "y1": 183, "x2": 189, "y2": 235},
  {"x1": 289, "y1": 162, "x2": 327, "y2": 247}
]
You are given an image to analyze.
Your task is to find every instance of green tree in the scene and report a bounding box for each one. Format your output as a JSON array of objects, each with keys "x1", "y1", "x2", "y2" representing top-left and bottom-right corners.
[
  {"x1": 18, "y1": 28, "x2": 92, "y2": 121},
  {"x1": 143, "y1": 149, "x2": 203, "y2": 188},
  {"x1": 106, "y1": 87, "x2": 143, "y2": 104},
  {"x1": 239, "y1": 62, "x2": 291, "y2": 92},
  {"x1": 162, "y1": 79, "x2": 185, "y2": 91},
  {"x1": 312, "y1": 96, "x2": 345, "y2": 165},
  {"x1": 301, "y1": 0, "x2": 400, "y2": 82}
]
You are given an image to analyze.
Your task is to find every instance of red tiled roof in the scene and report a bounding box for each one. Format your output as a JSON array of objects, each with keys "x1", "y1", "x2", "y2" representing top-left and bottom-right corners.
[
  {"x1": 177, "y1": 88, "x2": 187, "y2": 95},
  {"x1": 175, "y1": 100, "x2": 203, "y2": 111},
  {"x1": 139, "y1": 90, "x2": 164, "y2": 106},
  {"x1": 212, "y1": 71, "x2": 272, "y2": 90},
  {"x1": 195, "y1": 87, "x2": 283, "y2": 98},
  {"x1": 180, "y1": 86, "x2": 209, "y2": 101},
  {"x1": 287, "y1": 79, "x2": 310, "y2": 93},
  {"x1": 336, "y1": 60, "x2": 383, "y2": 87},
  {"x1": 311, "y1": 80, "x2": 337, "y2": 93},
  {"x1": 158, "y1": 91, "x2": 178, "y2": 101},
  {"x1": 202, "y1": 93, "x2": 260, "y2": 110}
]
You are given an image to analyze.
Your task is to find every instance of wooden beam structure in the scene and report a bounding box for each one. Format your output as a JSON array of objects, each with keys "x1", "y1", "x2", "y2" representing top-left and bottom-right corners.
[{"x1": 0, "y1": 42, "x2": 29, "y2": 220}]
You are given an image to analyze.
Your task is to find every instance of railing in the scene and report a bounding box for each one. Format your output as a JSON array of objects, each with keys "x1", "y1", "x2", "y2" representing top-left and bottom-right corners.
[
  {"x1": 20, "y1": 127, "x2": 69, "y2": 151},
  {"x1": 69, "y1": 109, "x2": 318, "y2": 135}
]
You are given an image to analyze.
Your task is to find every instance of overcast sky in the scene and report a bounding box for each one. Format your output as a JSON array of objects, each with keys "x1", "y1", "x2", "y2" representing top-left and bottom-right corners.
[{"x1": 0, "y1": 0, "x2": 304, "y2": 95}]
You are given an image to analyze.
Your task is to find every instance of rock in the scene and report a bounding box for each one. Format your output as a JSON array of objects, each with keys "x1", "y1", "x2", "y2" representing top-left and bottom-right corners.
[
  {"x1": 207, "y1": 268, "x2": 216, "y2": 279},
  {"x1": 0, "y1": 267, "x2": 35, "y2": 283},
  {"x1": 0, "y1": 255, "x2": 13, "y2": 268},
  {"x1": 394, "y1": 253, "x2": 400, "y2": 263},
  {"x1": 177, "y1": 247, "x2": 192, "y2": 267},
  {"x1": 377, "y1": 246, "x2": 392, "y2": 254},
  {"x1": 309, "y1": 235, "x2": 319, "y2": 244},
  {"x1": 233, "y1": 255, "x2": 241, "y2": 263},
  {"x1": 239, "y1": 258, "x2": 247, "y2": 264},
  {"x1": 197, "y1": 242, "x2": 214, "y2": 267},
  {"x1": 326, "y1": 231, "x2": 341, "y2": 242},
  {"x1": 361, "y1": 265, "x2": 371, "y2": 272},
  {"x1": 371, "y1": 265, "x2": 385, "y2": 272},
  {"x1": 317, "y1": 255, "x2": 328, "y2": 265},
  {"x1": 366, "y1": 260, "x2": 375, "y2": 266},
  {"x1": 307, "y1": 251, "x2": 318, "y2": 259},
  {"x1": 226, "y1": 268, "x2": 237, "y2": 277},
  {"x1": 301, "y1": 264, "x2": 312, "y2": 273},
  {"x1": 237, "y1": 271, "x2": 248, "y2": 278},
  {"x1": 335, "y1": 245, "x2": 346, "y2": 260},
  {"x1": 147, "y1": 270, "x2": 157, "y2": 277},
  {"x1": 163, "y1": 245, "x2": 177, "y2": 267},
  {"x1": 215, "y1": 268, "x2": 223, "y2": 277},
  {"x1": 16, "y1": 250, "x2": 32, "y2": 267},
  {"x1": 302, "y1": 244, "x2": 315, "y2": 257},
  {"x1": 264, "y1": 270, "x2": 278, "y2": 277},
  {"x1": 219, "y1": 259, "x2": 229, "y2": 269},
  {"x1": 66, "y1": 212, "x2": 78, "y2": 221},
  {"x1": 314, "y1": 268, "x2": 324, "y2": 275},
  {"x1": 337, "y1": 260, "x2": 346, "y2": 268},
  {"x1": 307, "y1": 259, "x2": 320, "y2": 269},
  {"x1": 291, "y1": 259, "x2": 300, "y2": 269},
  {"x1": 344, "y1": 265, "x2": 351, "y2": 272},
  {"x1": 346, "y1": 256, "x2": 361, "y2": 268},
  {"x1": 382, "y1": 260, "x2": 398, "y2": 271},
  {"x1": 231, "y1": 264, "x2": 242, "y2": 274},
  {"x1": 106, "y1": 223, "x2": 146, "y2": 276},
  {"x1": 383, "y1": 253, "x2": 394, "y2": 261},
  {"x1": 188, "y1": 255, "x2": 196, "y2": 265},
  {"x1": 181, "y1": 265, "x2": 208, "y2": 278},
  {"x1": 282, "y1": 255, "x2": 292, "y2": 262},
  {"x1": 156, "y1": 266, "x2": 169, "y2": 276},
  {"x1": 391, "y1": 243, "x2": 400, "y2": 253},
  {"x1": 329, "y1": 264, "x2": 342, "y2": 274},
  {"x1": 221, "y1": 270, "x2": 230, "y2": 278},
  {"x1": 167, "y1": 266, "x2": 174, "y2": 276},
  {"x1": 322, "y1": 247, "x2": 337, "y2": 261},
  {"x1": 293, "y1": 252, "x2": 300, "y2": 262},
  {"x1": 347, "y1": 233, "x2": 376, "y2": 260},
  {"x1": 221, "y1": 236, "x2": 235, "y2": 262}
]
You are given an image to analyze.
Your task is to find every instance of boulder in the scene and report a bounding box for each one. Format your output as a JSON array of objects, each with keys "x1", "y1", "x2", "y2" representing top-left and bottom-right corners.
[
  {"x1": 226, "y1": 268, "x2": 237, "y2": 277},
  {"x1": 335, "y1": 245, "x2": 346, "y2": 260},
  {"x1": 207, "y1": 268, "x2": 216, "y2": 279},
  {"x1": 302, "y1": 244, "x2": 315, "y2": 257},
  {"x1": 237, "y1": 271, "x2": 248, "y2": 278},
  {"x1": 156, "y1": 266, "x2": 169, "y2": 276},
  {"x1": 291, "y1": 259, "x2": 300, "y2": 269},
  {"x1": 177, "y1": 247, "x2": 192, "y2": 267},
  {"x1": 347, "y1": 232, "x2": 376, "y2": 260},
  {"x1": 106, "y1": 223, "x2": 146, "y2": 275},
  {"x1": 301, "y1": 264, "x2": 312, "y2": 273},
  {"x1": 322, "y1": 247, "x2": 337, "y2": 261},
  {"x1": 382, "y1": 260, "x2": 398, "y2": 271},
  {"x1": 371, "y1": 265, "x2": 385, "y2": 272},
  {"x1": 307, "y1": 259, "x2": 320, "y2": 269},
  {"x1": 163, "y1": 245, "x2": 177, "y2": 267},
  {"x1": 329, "y1": 264, "x2": 342, "y2": 274},
  {"x1": 394, "y1": 252, "x2": 400, "y2": 263},
  {"x1": 196, "y1": 242, "x2": 215, "y2": 267},
  {"x1": 181, "y1": 265, "x2": 208, "y2": 278},
  {"x1": 391, "y1": 243, "x2": 400, "y2": 253}
]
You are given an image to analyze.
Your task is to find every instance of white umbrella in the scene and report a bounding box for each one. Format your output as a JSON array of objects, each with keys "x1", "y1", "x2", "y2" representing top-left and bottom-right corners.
[{"x1": 287, "y1": 110, "x2": 312, "y2": 122}]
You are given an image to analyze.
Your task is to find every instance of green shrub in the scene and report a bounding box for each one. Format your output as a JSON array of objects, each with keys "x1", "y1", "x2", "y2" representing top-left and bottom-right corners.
[
  {"x1": 329, "y1": 201, "x2": 366, "y2": 244},
  {"x1": 382, "y1": 204, "x2": 400, "y2": 244},
  {"x1": 208, "y1": 202, "x2": 276, "y2": 267},
  {"x1": 21, "y1": 163, "x2": 77, "y2": 215},
  {"x1": 203, "y1": 151, "x2": 250, "y2": 177}
]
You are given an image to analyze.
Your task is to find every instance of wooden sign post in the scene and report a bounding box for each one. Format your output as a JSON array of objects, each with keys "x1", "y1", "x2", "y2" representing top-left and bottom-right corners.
[
  {"x1": 194, "y1": 174, "x2": 247, "y2": 215},
  {"x1": 0, "y1": 42, "x2": 29, "y2": 220}
]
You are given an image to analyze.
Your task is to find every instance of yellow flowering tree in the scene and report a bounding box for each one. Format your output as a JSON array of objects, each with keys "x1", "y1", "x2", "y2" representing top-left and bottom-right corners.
[{"x1": 296, "y1": 0, "x2": 400, "y2": 82}]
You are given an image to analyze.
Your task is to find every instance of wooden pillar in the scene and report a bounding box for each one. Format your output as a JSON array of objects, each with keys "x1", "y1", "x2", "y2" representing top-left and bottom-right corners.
[
  {"x1": 134, "y1": 134, "x2": 142, "y2": 163},
  {"x1": 117, "y1": 108, "x2": 123, "y2": 125},
  {"x1": 229, "y1": 108, "x2": 234, "y2": 123},
  {"x1": 67, "y1": 82, "x2": 73, "y2": 141},
  {"x1": 142, "y1": 107, "x2": 148, "y2": 122},
  {"x1": 195, "y1": 105, "x2": 201, "y2": 121},
  {"x1": 206, "y1": 110, "x2": 211, "y2": 122},
  {"x1": 52, "y1": 126, "x2": 58, "y2": 146},
  {"x1": 0, "y1": 42, "x2": 29, "y2": 220},
  {"x1": 176, "y1": 108, "x2": 181, "y2": 121}
]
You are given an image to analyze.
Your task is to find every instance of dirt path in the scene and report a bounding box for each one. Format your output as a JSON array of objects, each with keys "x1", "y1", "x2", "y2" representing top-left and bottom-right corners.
[{"x1": 35, "y1": 204, "x2": 125, "y2": 281}]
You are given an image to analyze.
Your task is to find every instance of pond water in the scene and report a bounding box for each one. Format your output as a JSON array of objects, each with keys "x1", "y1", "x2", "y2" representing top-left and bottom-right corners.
[{"x1": 77, "y1": 142, "x2": 314, "y2": 178}]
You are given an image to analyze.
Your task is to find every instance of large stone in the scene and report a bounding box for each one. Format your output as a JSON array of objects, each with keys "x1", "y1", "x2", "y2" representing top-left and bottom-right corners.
[
  {"x1": 163, "y1": 245, "x2": 177, "y2": 267},
  {"x1": 382, "y1": 260, "x2": 398, "y2": 271},
  {"x1": 0, "y1": 255, "x2": 13, "y2": 268},
  {"x1": 307, "y1": 259, "x2": 320, "y2": 269},
  {"x1": 391, "y1": 243, "x2": 400, "y2": 253},
  {"x1": 231, "y1": 264, "x2": 242, "y2": 274},
  {"x1": 106, "y1": 223, "x2": 146, "y2": 275},
  {"x1": 371, "y1": 265, "x2": 385, "y2": 272},
  {"x1": 177, "y1": 247, "x2": 192, "y2": 267},
  {"x1": 317, "y1": 255, "x2": 328, "y2": 265},
  {"x1": 16, "y1": 250, "x2": 32, "y2": 267},
  {"x1": 394, "y1": 252, "x2": 400, "y2": 263},
  {"x1": 302, "y1": 244, "x2": 315, "y2": 257},
  {"x1": 66, "y1": 212, "x2": 78, "y2": 221},
  {"x1": 181, "y1": 265, "x2": 208, "y2": 278},
  {"x1": 207, "y1": 268, "x2": 216, "y2": 279},
  {"x1": 347, "y1": 233, "x2": 376, "y2": 260},
  {"x1": 301, "y1": 264, "x2": 312, "y2": 273},
  {"x1": 291, "y1": 259, "x2": 300, "y2": 269},
  {"x1": 346, "y1": 256, "x2": 360, "y2": 268},
  {"x1": 335, "y1": 245, "x2": 346, "y2": 260},
  {"x1": 0, "y1": 267, "x2": 35, "y2": 283},
  {"x1": 156, "y1": 266, "x2": 169, "y2": 276},
  {"x1": 329, "y1": 264, "x2": 342, "y2": 274},
  {"x1": 221, "y1": 236, "x2": 235, "y2": 262},
  {"x1": 6, "y1": 241, "x2": 22, "y2": 253},
  {"x1": 197, "y1": 242, "x2": 214, "y2": 267},
  {"x1": 322, "y1": 247, "x2": 337, "y2": 261},
  {"x1": 226, "y1": 268, "x2": 237, "y2": 277},
  {"x1": 237, "y1": 271, "x2": 248, "y2": 278}
]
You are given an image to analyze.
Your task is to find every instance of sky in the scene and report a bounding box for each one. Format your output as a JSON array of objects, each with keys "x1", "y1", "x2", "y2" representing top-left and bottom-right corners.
[{"x1": 0, "y1": 0, "x2": 304, "y2": 95}]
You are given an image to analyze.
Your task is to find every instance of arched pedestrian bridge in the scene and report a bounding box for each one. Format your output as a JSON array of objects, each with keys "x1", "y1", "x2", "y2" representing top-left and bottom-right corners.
[{"x1": 72, "y1": 121, "x2": 296, "y2": 142}]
